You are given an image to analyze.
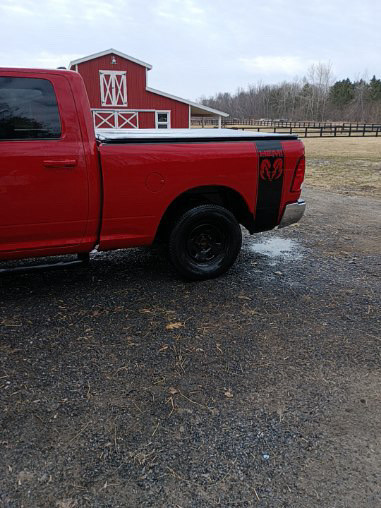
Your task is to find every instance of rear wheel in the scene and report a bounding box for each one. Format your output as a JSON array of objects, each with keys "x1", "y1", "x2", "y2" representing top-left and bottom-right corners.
[{"x1": 168, "y1": 204, "x2": 242, "y2": 280}]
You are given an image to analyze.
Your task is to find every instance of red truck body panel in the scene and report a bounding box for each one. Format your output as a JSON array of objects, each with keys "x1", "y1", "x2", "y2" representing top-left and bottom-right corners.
[
  {"x1": 278, "y1": 140, "x2": 304, "y2": 217},
  {"x1": 98, "y1": 141, "x2": 259, "y2": 249}
]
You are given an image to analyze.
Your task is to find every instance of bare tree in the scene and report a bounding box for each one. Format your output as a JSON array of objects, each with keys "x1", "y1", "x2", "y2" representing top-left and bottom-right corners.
[{"x1": 199, "y1": 64, "x2": 380, "y2": 123}]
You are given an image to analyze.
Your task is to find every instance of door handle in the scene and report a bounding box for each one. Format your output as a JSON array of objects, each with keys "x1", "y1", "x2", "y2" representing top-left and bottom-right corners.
[{"x1": 43, "y1": 159, "x2": 78, "y2": 169}]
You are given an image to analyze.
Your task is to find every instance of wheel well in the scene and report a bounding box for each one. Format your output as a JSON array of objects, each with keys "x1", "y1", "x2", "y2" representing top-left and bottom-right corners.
[{"x1": 156, "y1": 186, "x2": 255, "y2": 242}]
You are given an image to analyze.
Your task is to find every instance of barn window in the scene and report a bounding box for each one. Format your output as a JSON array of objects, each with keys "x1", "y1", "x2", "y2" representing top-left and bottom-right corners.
[
  {"x1": 99, "y1": 71, "x2": 127, "y2": 106},
  {"x1": 155, "y1": 111, "x2": 170, "y2": 129}
]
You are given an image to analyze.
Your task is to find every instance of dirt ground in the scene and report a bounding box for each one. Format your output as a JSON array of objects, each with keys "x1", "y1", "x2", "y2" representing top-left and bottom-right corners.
[{"x1": 1, "y1": 182, "x2": 380, "y2": 505}]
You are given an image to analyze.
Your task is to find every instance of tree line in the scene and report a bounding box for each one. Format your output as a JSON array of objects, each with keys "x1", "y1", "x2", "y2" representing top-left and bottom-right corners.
[{"x1": 200, "y1": 64, "x2": 381, "y2": 123}]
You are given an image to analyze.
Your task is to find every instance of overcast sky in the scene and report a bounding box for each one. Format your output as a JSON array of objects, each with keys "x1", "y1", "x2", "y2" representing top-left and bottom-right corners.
[{"x1": 0, "y1": 0, "x2": 380, "y2": 100}]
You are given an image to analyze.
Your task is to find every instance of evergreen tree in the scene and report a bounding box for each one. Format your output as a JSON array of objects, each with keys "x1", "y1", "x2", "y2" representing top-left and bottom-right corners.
[
  {"x1": 369, "y1": 75, "x2": 381, "y2": 101},
  {"x1": 329, "y1": 78, "x2": 354, "y2": 107}
]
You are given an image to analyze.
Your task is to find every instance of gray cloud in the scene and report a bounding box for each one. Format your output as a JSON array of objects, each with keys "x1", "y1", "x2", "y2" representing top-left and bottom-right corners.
[{"x1": 0, "y1": 0, "x2": 380, "y2": 100}]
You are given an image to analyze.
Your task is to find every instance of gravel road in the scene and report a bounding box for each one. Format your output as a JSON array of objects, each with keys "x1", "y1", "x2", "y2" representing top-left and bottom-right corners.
[{"x1": 1, "y1": 187, "x2": 380, "y2": 507}]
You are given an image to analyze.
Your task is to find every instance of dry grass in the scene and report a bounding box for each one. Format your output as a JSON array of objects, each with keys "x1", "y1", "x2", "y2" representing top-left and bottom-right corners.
[
  {"x1": 303, "y1": 137, "x2": 381, "y2": 197},
  {"x1": 303, "y1": 136, "x2": 381, "y2": 158}
]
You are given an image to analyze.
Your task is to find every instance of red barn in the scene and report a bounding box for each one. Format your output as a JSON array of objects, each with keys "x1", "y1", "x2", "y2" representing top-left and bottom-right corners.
[{"x1": 69, "y1": 48, "x2": 228, "y2": 130}]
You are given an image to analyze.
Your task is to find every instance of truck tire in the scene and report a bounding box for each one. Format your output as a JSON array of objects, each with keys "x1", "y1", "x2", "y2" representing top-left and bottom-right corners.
[{"x1": 168, "y1": 204, "x2": 242, "y2": 280}]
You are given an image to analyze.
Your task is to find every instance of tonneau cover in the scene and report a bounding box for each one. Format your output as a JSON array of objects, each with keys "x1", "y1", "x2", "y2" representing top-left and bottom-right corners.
[{"x1": 96, "y1": 128, "x2": 298, "y2": 144}]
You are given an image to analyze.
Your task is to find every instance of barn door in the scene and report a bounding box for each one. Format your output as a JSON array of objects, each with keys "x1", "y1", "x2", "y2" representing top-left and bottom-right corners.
[{"x1": 100, "y1": 71, "x2": 127, "y2": 106}]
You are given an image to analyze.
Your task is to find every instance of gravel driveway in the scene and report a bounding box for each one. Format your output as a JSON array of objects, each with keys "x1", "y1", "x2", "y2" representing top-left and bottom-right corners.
[{"x1": 1, "y1": 187, "x2": 380, "y2": 507}]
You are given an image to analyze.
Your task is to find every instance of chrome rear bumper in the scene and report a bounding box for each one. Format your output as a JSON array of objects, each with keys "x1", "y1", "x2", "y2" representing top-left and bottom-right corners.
[{"x1": 278, "y1": 199, "x2": 306, "y2": 228}]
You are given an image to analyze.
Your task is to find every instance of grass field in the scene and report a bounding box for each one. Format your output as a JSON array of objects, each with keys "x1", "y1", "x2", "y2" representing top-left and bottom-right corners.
[{"x1": 303, "y1": 137, "x2": 381, "y2": 197}]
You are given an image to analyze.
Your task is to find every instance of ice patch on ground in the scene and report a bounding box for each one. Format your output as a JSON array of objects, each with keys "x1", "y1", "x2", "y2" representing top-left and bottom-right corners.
[{"x1": 250, "y1": 237, "x2": 303, "y2": 261}]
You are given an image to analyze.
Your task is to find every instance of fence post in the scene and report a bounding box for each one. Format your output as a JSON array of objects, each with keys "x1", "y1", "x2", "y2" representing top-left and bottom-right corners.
[
  {"x1": 320, "y1": 127, "x2": 323, "y2": 137},
  {"x1": 334, "y1": 126, "x2": 337, "y2": 137},
  {"x1": 363, "y1": 124, "x2": 366, "y2": 136},
  {"x1": 305, "y1": 127, "x2": 308, "y2": 138},
  {"x1": 349, "y1": 124, "x2": 351, "y2": 137}
]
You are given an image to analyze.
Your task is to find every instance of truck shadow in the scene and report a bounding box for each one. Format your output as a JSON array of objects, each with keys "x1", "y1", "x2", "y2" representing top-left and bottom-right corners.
[
  {"x1": 0, "y1": 244, "x2": 268, "y2": 302},
  {"x1": 0, "y1": 247, "x2": 174, "y2": 295}
]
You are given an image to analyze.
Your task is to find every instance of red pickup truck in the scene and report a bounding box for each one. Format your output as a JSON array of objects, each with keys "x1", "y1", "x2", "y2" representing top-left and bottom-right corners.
[{"x1": 0, "y1": 68, "x2": 306, "y2": 280}]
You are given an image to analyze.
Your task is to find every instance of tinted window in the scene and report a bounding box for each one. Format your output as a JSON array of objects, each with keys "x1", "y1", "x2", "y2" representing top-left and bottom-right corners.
[{"x1": 0, "y1": 77, "x2": 61, "y2": 140}]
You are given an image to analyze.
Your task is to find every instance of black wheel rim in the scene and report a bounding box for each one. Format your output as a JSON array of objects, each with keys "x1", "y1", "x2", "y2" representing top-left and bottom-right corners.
[{"x1": 186, "y1": 223, "x2": 227, "y2": 263}]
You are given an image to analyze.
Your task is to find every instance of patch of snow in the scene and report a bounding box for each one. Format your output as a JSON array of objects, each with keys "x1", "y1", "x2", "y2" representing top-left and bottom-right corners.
[{"x1": 250, "y1": 237, "x2": 303, "y2": 262}]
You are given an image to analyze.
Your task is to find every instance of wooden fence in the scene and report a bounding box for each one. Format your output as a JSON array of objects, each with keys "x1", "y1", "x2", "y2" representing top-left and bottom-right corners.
[
  {"x1": 191, "y1": 118, "x2": 381, "y2": 137},
  {"x1": 227, "y1": 119, "x2": 381, "y2": 128},
  {"x1": 233, "y1": 124, "x2": 381, "y2": 138}
]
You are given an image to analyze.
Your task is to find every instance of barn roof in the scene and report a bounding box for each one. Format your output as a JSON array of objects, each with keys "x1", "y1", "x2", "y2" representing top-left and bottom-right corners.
[
  {"x1": 69, "y1": 48, "x2": 152, "y2": 70},
  {"x1": 146, "y1": 87, "x2": 229, "y2": 117}
]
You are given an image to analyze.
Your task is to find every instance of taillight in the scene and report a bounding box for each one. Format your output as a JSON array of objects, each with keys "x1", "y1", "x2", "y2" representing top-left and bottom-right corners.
[{"x1": 291, "y1": 156, "x2": 305, "y2": 192}]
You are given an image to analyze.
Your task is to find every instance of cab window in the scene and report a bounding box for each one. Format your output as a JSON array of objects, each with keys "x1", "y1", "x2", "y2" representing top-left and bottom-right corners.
[{"x1": 0, "y1": 77, "x2": 61, "y2": 140}]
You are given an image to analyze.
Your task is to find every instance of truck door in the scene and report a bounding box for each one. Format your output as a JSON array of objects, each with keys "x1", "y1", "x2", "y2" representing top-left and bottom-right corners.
[{"x1": 0, "y1": 72, "x2": 89, "y2": 256}]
